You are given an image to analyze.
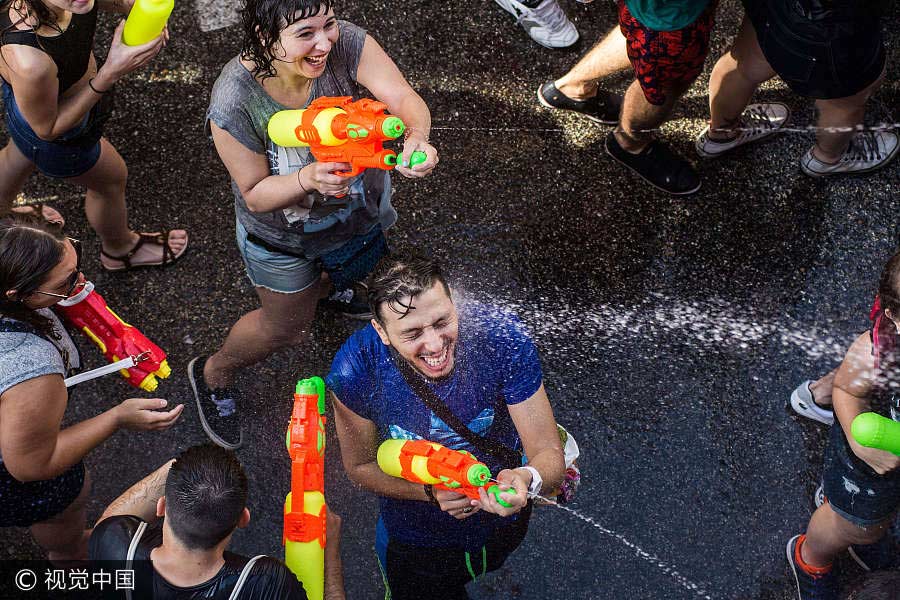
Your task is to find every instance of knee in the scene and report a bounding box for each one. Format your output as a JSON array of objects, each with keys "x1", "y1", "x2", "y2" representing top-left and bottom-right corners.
[{"x1": 260, "y1": 319, "x2": 311, "y2": 348}]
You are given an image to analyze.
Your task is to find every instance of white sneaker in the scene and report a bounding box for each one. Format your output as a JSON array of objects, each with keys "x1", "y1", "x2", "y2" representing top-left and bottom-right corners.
[
  {"x1": 493, "y1": 0, "x2": 579, "y2": 49},
  {"x1": 801, "y1": 130, "x2": 900, "y2": 177},
  {"x1": 695, "y1": 103, "x2": 790, "y2": 158},
  {"x1": 790, "y1": 380, "x2": 834, "y2": 425}
]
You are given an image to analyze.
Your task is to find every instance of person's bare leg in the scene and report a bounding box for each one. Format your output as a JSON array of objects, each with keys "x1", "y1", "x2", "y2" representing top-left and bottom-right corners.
[
  {"x1": 707, "y1": 17, "x2": 776, "y2": 141},
  {"x1": 29, "y1": 470, "x2": 91, "y2": 563},
  {"x1": 809, "y1": 368, "x2": 838, "y2": 407},
  {"x1": 614, "y1": 80, "x2": 681, "y2": 153},
  {"x1": 67, "y1": 138, "x2": 188, "y2": 265},
  {"x1": 813, "y1": 68, "x2": 885, "y2": 163},
  {"x1": 203, "y1": 280, "x2": 322, "y2": 389},
  {"x1": 555, "y1": 26, "x2": 631, "y2": 100},
  {"x1": 0, "y1": 143, "x2": 35, "y2": 212},
  {"x1": 801, "y1": 502, "x2": 891, "y2": 568}
]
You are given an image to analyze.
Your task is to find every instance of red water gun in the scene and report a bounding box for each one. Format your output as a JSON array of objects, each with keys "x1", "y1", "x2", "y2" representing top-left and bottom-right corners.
[
  {"x1": 267, "y1": 96, "x2": 427, "y2": 178},
  {"x1": 54, "y1": 282, "x2": 170, "y2": 392}
]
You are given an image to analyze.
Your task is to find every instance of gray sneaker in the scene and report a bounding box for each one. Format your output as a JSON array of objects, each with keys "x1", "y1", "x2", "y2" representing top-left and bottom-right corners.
[
  {"x1": 695, "y1": 103, "x2": 790, "y2": 158},
  {"x1": 790, "y1": 380, "x2": 834, "y2": 425},
  {"x1": 801, "y1": 130, "x2": 900, "y2": 177},
  {"x1": 493, "y1": 0, "x2": 579, "y2": 49}
]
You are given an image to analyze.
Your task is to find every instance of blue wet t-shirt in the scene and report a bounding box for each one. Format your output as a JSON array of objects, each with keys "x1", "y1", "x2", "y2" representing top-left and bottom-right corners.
[{"x1": 326, "y1": 301, "x2": 542, "y2": 551}]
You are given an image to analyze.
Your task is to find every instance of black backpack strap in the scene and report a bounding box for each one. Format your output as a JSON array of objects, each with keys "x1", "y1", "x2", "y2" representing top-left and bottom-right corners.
[{"x1": 391, "y1": 349, "x2": 522, "y2": 470}]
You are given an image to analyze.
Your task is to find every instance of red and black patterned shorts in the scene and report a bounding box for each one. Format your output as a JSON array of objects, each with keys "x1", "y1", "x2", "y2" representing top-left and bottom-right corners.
[{"x1": 617, "y1": 0, "x2": 718, "y2": 106}]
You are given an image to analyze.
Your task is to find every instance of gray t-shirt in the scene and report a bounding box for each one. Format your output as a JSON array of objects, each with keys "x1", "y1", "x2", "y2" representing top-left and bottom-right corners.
[
  {"x1": 0, "y1": 309, "x2": 78, "y2": 397},
  {"x1": 206, "y1": 20, "x2": 396, "y2": 259}
]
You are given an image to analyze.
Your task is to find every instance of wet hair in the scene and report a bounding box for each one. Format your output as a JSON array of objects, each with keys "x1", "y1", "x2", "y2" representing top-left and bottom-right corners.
[
  {"x1": 366, "y1": 253, "x2": 451, "y2": 323},
  {"x1": 0, "y1": 213, "x2": 66, "y2": 339},
  {"x1": 878, "y1": 248, "x2": 900, "y2": 317},
  {"x1": 240, "y1": 0, "x2": 333, "y2": 80},
  {"x1": 0, "y1": 0, "x2": 63, "y2": 47},
  {"x1": 164, "y1": 444, "x2": 248, "y2": 550}
]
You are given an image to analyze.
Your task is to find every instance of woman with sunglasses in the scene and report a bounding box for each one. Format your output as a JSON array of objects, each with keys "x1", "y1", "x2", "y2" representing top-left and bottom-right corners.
[
  {"x1": 0, "y1": 0, "x2": 189, "y2": 270},
  {"x1": 0, "y1": 214, "x2": 183, "y2": 562}
]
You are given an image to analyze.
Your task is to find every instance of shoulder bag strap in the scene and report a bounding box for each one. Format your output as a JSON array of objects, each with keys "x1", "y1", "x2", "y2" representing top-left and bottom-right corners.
[
  {"x1": 228, "y1": 555, "x2": 267, "y2": 600},
  {"x1": 391, "y1": 350, "x2": 521, "y2": 469}
]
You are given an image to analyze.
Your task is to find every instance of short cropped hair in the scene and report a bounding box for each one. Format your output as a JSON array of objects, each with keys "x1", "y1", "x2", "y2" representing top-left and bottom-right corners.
[
  {"x1": 164, "y1": 444, "x2": 248, "y2": 550},
  {"x1": 366, "y1": 254, "x2": 451, "y2": 323}
]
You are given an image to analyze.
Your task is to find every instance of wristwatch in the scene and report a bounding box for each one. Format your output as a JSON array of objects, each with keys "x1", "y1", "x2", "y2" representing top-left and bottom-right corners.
[{"x1": 521, "y1": 466, "x2": 543, "y2": 496}]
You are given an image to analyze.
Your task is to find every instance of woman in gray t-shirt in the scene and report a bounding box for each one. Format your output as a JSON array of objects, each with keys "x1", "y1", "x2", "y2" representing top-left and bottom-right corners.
[
  {"x1": 195, "y1": 0, "x2": 437, "y2": 448},
  {"x1": 0, "y1": 214, "x2": 184, "y2": 560}
]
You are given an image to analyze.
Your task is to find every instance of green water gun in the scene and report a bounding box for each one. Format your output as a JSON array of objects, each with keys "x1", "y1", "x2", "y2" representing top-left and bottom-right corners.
[{"x1": 851, "y1": 412, "x2": 900, "y2": 456}]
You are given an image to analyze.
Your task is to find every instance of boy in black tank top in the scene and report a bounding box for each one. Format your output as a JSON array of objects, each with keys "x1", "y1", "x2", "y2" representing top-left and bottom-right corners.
[{"x1": 89, "y1": 444, "x2": 346, "y2": 599}]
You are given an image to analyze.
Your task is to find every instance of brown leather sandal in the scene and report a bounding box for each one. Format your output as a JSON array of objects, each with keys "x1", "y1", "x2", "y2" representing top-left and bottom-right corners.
[
  {"x1": 9, "y1": 203, "x2": 65, "y2": 226},
  {"x1": 100, "y1": 230, "x2": 188, "y2": 272}
]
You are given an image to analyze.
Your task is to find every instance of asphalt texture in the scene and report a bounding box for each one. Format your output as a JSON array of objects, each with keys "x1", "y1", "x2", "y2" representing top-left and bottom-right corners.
[{"x1": 2, "y1": 1, "x2": 899, "y2": 598}]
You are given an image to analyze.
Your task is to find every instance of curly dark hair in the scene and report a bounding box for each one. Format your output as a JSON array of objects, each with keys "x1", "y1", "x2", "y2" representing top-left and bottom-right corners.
[
  {"x1": 0, "y1": 213, "x2": 67, "y2": 340},
  {"x1": 366, "y1": 253, "x2": 451, "y2": 323},
  {"x1": 240, "y1": 0, "x2": 333, "y2": 80}
]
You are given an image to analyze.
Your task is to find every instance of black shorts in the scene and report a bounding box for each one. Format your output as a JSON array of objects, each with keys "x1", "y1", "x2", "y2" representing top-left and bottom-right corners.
[
  {"x1": 743, "y1": 0, "x2": 885, "y2": 99},
  {"x1": 379, "y1": 504, "x2": 532, "y2": 600},
  {"x1": 0, "y1": 460, "x2": 85, "y2": 527},
  {"x1": 822, "y1": 422, "x2": 900, "y2": 526}
]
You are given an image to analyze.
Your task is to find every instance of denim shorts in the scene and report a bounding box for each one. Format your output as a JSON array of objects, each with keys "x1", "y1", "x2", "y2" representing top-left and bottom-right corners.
[
  {"x1": 235, "y1": 218, "x2": 320, "y2": 294},
  {"x1": 2, "y1": 82, "x2": 103, "y2": 179},
  {"x1": 822, "y1": 421, "x2": 900, "y2": 527},
  {"x1": 744, "y1": 0, "x2": 885, "y2": 99}
]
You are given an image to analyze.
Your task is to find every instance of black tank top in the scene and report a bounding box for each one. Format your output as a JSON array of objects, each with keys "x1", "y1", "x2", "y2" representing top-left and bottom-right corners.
[{"x1": 0, "y1": 3, "x2": 97, "y2": 95}]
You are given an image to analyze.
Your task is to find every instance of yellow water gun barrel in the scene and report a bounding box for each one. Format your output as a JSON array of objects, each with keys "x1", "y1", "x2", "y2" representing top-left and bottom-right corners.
[
  {"x1": 122, "y1": 0, "x2": 174, "y2": 46},
  {"x1": 268, "y1": 107, "x2": 347, "y2": 148},
  {"x1": 284, "y1": 491, "x2": 325, "y2": 600}
]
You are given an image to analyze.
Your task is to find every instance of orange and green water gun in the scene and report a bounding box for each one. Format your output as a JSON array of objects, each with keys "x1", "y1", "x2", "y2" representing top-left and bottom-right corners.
[
  {"x1": 267, "y1": 96, "x2": 427, "y2": 179},
  {"x1": 283, "y1": 377, "x2": 327, "y2": 600},
  {"x1": 377, "y1": 439, "x2": 516, "y2": 507}
]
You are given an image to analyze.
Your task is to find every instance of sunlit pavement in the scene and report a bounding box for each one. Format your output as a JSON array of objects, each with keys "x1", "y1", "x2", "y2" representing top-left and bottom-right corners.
[{"x1": 1, "y1": 1, "x2": 897, "y2": 598}]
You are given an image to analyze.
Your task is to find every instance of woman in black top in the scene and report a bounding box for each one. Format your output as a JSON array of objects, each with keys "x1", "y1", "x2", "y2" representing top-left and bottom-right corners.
[{"x1": 0, "y1": 0, "x2": 189, "y2": 271}]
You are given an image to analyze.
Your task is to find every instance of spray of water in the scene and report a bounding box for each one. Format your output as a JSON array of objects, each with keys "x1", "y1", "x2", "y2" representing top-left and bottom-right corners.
[
  {"x1": 495, "y1": 480, "x2": 716, "y2": 599},
  {"x1": 459, "y1": 289, "x2": 852, "y2": 365}
]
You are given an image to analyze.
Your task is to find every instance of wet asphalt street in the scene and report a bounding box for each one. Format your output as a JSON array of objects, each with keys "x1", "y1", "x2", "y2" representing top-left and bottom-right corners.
[{"x1": 2, "y1": 0, "x2": 899, "y2": 598}]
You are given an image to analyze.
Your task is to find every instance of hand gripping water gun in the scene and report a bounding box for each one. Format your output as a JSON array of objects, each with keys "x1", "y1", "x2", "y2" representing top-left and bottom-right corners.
[
  {"x1": 283, "y1": 377, "x2": 327, "y2": 600},
  {"x1": 377, "y1": 439, "x2": 516, "y2": 508},
  {"x1": 851, "y1": 412, "x2": 900, "y2": 456},
  {"x1": 122, "y1": 0, "x2": 175, "y2": 46},
  {"x1": 54, "y1": 282, "x2": 170, "y2": 392},
  {"x1": 267, "y1": 96, "x2": 428, "y2": 179}
]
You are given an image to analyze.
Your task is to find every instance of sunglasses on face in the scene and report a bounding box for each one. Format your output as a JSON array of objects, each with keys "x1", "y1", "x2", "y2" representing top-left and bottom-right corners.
[{"x1": 32, "y1": 238, "x2": 83, "y2": 300}]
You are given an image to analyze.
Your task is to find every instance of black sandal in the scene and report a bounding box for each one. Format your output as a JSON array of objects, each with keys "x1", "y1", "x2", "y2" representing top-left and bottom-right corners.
[{"x1": 100, "y1": 230, "x2": 188, "y2": 272}]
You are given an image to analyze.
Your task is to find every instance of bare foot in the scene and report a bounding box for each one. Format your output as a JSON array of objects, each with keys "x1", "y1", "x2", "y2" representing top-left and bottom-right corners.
[
  {"x1": 809, "y1": 380, "x2": 833, "y2": 408},
  {"x1": 10, "y1": 203, "x2": 65, "y2": 226},
  {"x1": 100, "y1": 230, "x2": 189, "y2": 271}
]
